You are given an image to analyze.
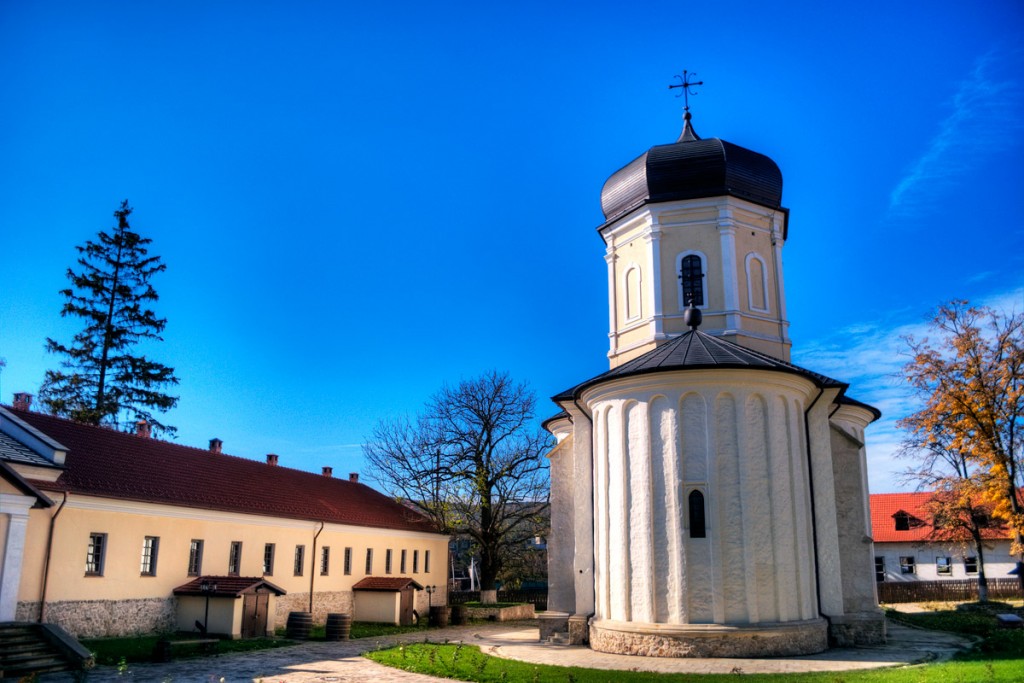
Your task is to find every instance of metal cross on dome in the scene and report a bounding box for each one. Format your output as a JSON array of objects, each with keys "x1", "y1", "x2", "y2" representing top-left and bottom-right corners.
[{"x1": 669, "y1": 70, "x2": 703, "y2": 113}]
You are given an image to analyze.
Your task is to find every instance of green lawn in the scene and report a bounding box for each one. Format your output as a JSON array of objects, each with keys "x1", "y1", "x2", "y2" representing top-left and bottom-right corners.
[{"x1": 366, "y1": 603, "x2": 1024, "y2": 683}]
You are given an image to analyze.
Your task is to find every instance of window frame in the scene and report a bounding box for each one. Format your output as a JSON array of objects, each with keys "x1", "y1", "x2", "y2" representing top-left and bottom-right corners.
[
  {"x1": 385, "y1": 549, "x2": 393, "y2": 574},
  {"x1": 413, "y1": 549, "x2": 419, "y2": 574},
  {"x1": 188, "y1": 539, "x2": 204, "y2": 576},
  {"x1": 365, "y1": 548, "x2": 373, "y2": 575},
  {"x1": 86, "y1": 532, "x2": 107, "y2": 576},
  {"x1": 936, "y1": 556, "x2": 952, "y2": 575},
  {"x1": 899, "y1": 556, "x2": 916, "y2": 574},
  {"x1": 676, "y1": 251, "x2": 708, "y2": 309},
  {"x1": 874, "y1": 556, "x2": 885, "y2": 582},
  {"x1": 294, "y1": 545, "x2": 305, "y2": 576},
  {"x1": 425, "y1": 550, "x2": 431, "y2": 574},
  {"x1": 964, "y1": 556, "x2": 978, "y2": 574},
  {"x1": 228, "y1": 541, "x2": 243, "y2": 576},
  {"x1": 687, "y1": 489, "x2": 707, "y2": 538},
  {"x1": 321, "y1": 546, "x2": 330, "y2": 576},
  {"x1": 140, "y1": 536, "x2": 159, "y2": 577},
  {"x1": 344, "y1": 547, "x2": 352, "y2": 575},
  {"x1": 401, "y1": 549, "x2": 407, "y2": 574},
  {"x1": 263, "y1": 543, "x2": 275, "y2": 576}
]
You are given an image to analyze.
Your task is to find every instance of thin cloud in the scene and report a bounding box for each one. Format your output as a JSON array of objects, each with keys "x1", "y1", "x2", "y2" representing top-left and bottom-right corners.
[
  {"x1": 793, "y1": 285, "x2": 1023, "y2": 493},
  {"x1": 888, "y1": 50, "x2": 1023, "y2": 218}
]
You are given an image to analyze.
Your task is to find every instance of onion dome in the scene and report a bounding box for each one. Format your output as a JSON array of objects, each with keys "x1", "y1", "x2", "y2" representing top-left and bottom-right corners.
[{"x1": 600, "y1": 113, "x2": 783, "y2": 223}]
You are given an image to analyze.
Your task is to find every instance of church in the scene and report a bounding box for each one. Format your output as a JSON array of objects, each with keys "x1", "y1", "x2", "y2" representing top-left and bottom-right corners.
[{"x1": 543, "y1": 104, "x2": 885, "y2": 657}]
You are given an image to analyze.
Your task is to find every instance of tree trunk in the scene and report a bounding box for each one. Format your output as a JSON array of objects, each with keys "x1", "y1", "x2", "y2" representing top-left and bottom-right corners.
[{"x1": 973, "y1": 530, "x2": 988, "y2": 603}]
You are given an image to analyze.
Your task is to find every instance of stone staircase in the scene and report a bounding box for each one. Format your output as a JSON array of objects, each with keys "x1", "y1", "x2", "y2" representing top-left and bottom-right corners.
[{"x1": 0, "y1": 622, "x2": 92, "y2": 681}]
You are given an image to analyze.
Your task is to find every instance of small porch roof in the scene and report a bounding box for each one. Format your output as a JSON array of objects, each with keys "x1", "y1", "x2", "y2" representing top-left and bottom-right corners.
[
  {"x1": 351, "y1": 577, "x2": 424, "y2": 592},
  {"x1": 173, "y1": 575, "x2": 287, "y2": 597}
]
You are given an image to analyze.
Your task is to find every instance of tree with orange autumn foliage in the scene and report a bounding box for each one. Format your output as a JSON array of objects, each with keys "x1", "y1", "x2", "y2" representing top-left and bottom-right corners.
[{"x1": 899, "y1": 301, "x2": 1024, "y2": 590}]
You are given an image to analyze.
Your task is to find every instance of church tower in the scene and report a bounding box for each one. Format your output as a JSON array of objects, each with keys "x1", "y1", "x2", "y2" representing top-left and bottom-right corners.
[
  {"x1": 543, "y1": 92, "x2": 886, "y2": 658},
  {"x1": 601, "y1": 112, "x2": 791, "y2": 367}
]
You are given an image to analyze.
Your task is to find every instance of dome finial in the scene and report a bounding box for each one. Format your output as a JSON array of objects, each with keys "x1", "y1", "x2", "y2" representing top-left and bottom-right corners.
[
  {"x1": 669, "y1": 70, "x2": 703, "y2": 142},
  {"x1": 683, "y1": 296, "x2": 702, "y2": 330}
]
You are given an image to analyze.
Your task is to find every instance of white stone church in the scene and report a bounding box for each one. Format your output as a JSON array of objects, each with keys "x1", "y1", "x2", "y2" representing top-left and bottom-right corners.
[{"x1": 543, "y1": 111, "x2": 885, "y2": 657}]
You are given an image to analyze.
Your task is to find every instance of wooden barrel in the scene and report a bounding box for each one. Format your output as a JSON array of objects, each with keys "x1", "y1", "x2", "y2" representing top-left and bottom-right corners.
[
  {"x1": 449, "y1": 604, "x2": 467, "y2": 625},
  {"x1": 428, "y1": 605, "x2": 449, "y2": 628},
  {"x1": 325, "y1": 613, "x2": 352, "y2": 641},
  {"x1": 286, "y1": 611, "x2": 312, "y2": 640}
]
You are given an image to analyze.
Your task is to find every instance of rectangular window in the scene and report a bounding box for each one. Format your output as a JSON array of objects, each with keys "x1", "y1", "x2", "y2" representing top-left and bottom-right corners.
[
  {"x1": 425, "y1": 550, "x2": 431, "y2": 574},
  {"x1": 263, "y1": 543, "x2": 275, "y2": 575},
  {"x1": 936, "y1": 556, "x2": 952, "y2": 575},
  {"x1": 874, "y1": 556, "x2": 885, "y2": 582},
  {"x1": 86, "y1": 533, "x2": 107, "y2": 576},
  {"x1": 228, "y1": 541, "x2": 243, "y2": 575},
  {"x1": 321, "y1": 547, "x2": 330, "y2": 576},
  {"x1": 140, "y1": 536, "x2": 159, "y2": 576},
  {"x1": 294, "y1": 545, "x2": 305, "y2": 576},
  {"x1": 365, "y1": 548, "x2": 373, "y2": 575},
  {"x1": 385, "y1": 549, "x2": 393, "y2": 574},
  {"x1": 344, "y1": 547, "x2": 352, "y2": 575},
  {"x1": 188, "y1": 539, "x2": 204, "y2": 576},
  {"x1": 401, "y1": 549, "x2": 407, "y2": 574},
  {"x1": 899, "y1": 556, "x2": 916, "y2": 575},
  {"x1": 413, "y1": 549, "x2": 419, "y2": 574},
  {"x1": 964, "y1": 556, "x2": 978, "y2": 574}
]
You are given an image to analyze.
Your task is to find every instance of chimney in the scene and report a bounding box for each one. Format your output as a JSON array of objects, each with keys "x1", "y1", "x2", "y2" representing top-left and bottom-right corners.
[
  {"x1": 322, "y1": 466, "x2": 333, "y2": 478},
  {"x1": 209, "y1": 438, "x2": 223, "y2": 454},
  {"x1": 12, "y1": 392, "x2": 32, "y2": 411},
  {"x1": 266, "y1": 453, "x2": 279, "y2": 466},
  {"x1": 135, "y1": 419, "x2": 151, "y2": 439},
  {"x1": 349, "y1": 472, "x2": 359, "y2": 483}
]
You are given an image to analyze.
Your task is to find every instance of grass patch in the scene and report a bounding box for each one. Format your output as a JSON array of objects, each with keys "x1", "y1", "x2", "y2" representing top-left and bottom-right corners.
[
  {"x1": 81, "y1": 634, "x2": 294, "y2": 665},
  {"x1": 366, "y1": 641, "x2": 1024, "y2": 682}
]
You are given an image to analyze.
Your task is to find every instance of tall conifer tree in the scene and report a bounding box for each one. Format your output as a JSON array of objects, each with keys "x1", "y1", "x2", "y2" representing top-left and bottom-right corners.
[{"x1": 39, "y1": 200, "x2": 179, "y2": 436}]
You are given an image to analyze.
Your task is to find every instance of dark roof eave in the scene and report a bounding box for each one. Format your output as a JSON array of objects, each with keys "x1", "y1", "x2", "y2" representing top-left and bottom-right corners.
[{"x1": 597, "y1": 196, "x2": 790, "y2": 234}]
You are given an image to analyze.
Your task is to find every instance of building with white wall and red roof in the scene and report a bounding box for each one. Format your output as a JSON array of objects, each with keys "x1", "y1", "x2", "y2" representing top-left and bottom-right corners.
[
  {"x1": 0, "y1": 398, "x2": 449, "y2": 638},
  {"x1": 870, "y1": 492, "x2": 1017, "y2": 584}
]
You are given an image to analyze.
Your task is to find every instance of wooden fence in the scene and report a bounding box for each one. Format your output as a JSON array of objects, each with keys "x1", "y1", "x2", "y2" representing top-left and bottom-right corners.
[
  {"x1": 449, "y1": 589, "x2": 547, "y2": 610},
  {"x1": 877, "y1": 578, "x2": 1022, "y2": 604}
]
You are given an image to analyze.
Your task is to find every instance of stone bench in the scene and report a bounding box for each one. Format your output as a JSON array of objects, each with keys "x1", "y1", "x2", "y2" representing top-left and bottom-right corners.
[{"x1": 153, "y1": 638, "x2": 219, "y2": 662}]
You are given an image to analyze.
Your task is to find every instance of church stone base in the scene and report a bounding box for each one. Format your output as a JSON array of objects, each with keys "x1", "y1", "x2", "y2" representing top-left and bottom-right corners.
[
  {"x1": 827, "y1": 611, "x2": 887, "y2": 647},
  {"x1": 589, "y1": 618, "x2": 829, "y2": 658}
]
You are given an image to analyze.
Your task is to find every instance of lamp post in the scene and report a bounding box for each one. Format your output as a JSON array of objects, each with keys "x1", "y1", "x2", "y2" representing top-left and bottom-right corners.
[
  {"x1": 425, "y1": 584, "x2": 436, "y2": 608},
  {"x1": 200, "y1": 580, "x2": 218, "y2": 634}
]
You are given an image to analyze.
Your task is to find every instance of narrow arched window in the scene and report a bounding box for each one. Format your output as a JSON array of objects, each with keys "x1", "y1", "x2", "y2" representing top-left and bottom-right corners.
[
  {"x1": 625, "y1": 266, "x2": 642, "y2": 321},
  {"x1": 680, "y1": 255, "x2": 704, "y2": 307},
  {"x1": 688, "y1": 490, "x2": 706, "y2": 538}
]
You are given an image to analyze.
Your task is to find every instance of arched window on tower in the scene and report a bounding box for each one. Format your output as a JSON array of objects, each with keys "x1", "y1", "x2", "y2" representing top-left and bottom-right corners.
[
  {"x1": 688, "y1": 490, "x2": 706, "y2": 538},
  {"x1": 624, "y1": 265, "x2": 642, "y2": 321},
  {"x1": 745, "y1": 252, "x2": 769, "y2": 313},
  {"x1": 677, "y1": 253, "x2": 706, "y2": 308}
]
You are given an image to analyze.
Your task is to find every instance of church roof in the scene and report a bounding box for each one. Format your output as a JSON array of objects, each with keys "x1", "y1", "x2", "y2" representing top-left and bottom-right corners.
[
  {"x1": 554, "y1": 328, "x2": 846, "y2": 402},
  {"x1": 7, "y1": 409, "x2": 440, "y2": 535},
  {"x1": 600, "y1": 114, "x2": 784, "y2": 225}
]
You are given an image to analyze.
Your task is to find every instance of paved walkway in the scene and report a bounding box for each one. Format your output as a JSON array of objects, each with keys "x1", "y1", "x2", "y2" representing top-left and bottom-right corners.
[{"x1": 37, "y1": 619, "x2": 973, "y2": 682}]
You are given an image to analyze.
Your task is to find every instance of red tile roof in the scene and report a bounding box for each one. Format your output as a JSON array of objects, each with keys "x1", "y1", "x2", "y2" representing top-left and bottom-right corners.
[
  {"x1": 173, "y1": 575, "x2": 286, "y2": 596},
  {"x1": 351, "y1": 577, "x2": 423, "y2": 591},
  {"x1": 15, "y1": 411, "x2": 439, "y2": 534},
  {"x1": 870, "y1": 491, "x2": 1011, "y2": 543}
]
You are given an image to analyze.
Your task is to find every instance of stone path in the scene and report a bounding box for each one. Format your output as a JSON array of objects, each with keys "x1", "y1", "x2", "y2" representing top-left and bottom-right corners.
[{"x1": 33, "y1": 619, "x2": 974, "y2": 682}]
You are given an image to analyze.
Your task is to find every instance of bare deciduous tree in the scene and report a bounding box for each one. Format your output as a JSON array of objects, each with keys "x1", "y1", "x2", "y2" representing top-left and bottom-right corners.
[{"x1": 363, "y1": 371, "x2": 550, "y2": 603}]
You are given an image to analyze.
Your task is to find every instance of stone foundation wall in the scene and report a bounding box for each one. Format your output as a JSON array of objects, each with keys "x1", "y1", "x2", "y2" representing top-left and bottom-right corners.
[
  {"x1": 590, "y1": 618, "x2": 828, "y2": 658},
  {"x1": 828, "y1": 612, "x2": 887, "y2": 647},
  {"x1": 17, "y1": 598, "x2": 176, "y2": 638},
  {"x1": 275, "y1": 591, "x2": 353, "y2": 624}
]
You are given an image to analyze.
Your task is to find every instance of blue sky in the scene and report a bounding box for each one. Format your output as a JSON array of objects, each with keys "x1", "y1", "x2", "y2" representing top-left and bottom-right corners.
[{"x1": 1, "y1": 1, "x2": 1022, "y2": 493}]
